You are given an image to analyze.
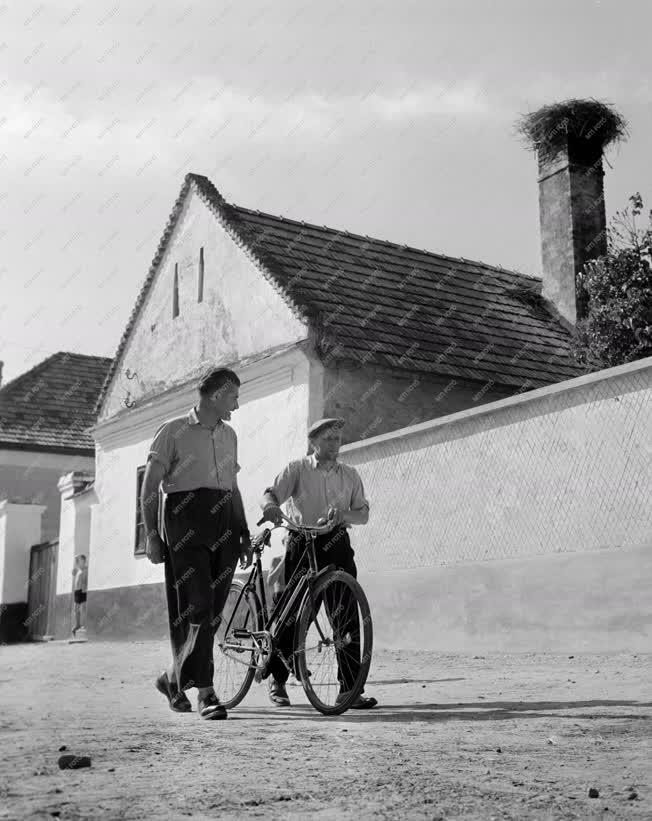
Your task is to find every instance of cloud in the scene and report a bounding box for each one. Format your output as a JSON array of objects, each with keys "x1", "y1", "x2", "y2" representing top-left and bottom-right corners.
[
  {"x1": 366, "y1": 84, "x2": 490, "y2": 121},
  {"x1": 1, "y1": 76, "x2": 494, "y2": 178}
]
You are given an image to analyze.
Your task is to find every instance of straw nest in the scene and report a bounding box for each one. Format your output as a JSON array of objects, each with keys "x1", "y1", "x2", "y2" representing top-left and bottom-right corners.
[{"x1": 515, "y1": 99, "x2": 628, "y2": 163}]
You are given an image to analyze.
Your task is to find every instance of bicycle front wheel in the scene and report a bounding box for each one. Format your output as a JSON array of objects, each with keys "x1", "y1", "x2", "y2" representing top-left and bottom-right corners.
[
  {"x1": 213, "y1": 579, "x2": 261, "y2": 710},
  {"x1": 294, "y1": 570, "x2": 373, "y2": 716}
]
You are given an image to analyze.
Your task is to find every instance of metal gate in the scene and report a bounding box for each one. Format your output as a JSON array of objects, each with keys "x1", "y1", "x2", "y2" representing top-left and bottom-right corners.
[{"x1": 25, "y1": 540, "x2": 58, "y2": 640}]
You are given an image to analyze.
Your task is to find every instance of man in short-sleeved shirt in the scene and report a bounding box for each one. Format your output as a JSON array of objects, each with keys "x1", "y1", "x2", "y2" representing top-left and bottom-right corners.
[
  {"x1": 260, "y1": 417, "x2": 378, "y2": 709},
  {"x1": 141, "y1": 367, "x2": 251, "y2": 721}
]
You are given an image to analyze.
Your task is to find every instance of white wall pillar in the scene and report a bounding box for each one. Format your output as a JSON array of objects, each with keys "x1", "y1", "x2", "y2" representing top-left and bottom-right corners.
[
  {"x1": 56, "y1": 472, "x2": 96, "y2": 596},
  {"x1": 0, "y1": 501, "x2": 47, "y2": 605}
]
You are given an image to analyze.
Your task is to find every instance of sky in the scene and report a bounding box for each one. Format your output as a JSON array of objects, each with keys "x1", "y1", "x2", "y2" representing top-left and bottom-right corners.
[{"x1": 1, "y1": 0, "x2": 650, "y2": 383}]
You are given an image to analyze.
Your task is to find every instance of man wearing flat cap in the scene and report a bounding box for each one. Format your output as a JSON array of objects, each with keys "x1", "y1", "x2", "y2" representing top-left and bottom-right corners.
[
  {"x1": 141, "y1": 367, "x2": 252, "y2": 721},
  {"x1": 260, "y1": 417, "x2": 378, "y2": 709}
]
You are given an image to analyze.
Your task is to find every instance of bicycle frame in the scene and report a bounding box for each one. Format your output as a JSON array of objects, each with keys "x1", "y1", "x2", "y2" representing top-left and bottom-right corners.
[{"x1": 218, "y1": 523, "x2": 336, "y2": 674}]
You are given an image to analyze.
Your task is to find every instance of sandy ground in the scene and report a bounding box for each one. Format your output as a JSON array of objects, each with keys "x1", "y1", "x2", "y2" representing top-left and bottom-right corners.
[{"x1": 0, "y1": 640, "x2": 650, "y2": 820}]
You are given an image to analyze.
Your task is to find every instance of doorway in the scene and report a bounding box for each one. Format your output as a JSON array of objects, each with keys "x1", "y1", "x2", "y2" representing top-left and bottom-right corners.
[{"x1": 26, "y1": 540, "x2": 58, "y2": 640}]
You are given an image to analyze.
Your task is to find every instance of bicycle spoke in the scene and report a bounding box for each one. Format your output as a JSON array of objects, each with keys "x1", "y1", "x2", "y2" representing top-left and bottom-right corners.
[
  {"x1": 213, "y1": 582, "x2": 259, "y2": 709},
  {"x1": 296, "y1": 570, "x2": 372, "y2": 714}
]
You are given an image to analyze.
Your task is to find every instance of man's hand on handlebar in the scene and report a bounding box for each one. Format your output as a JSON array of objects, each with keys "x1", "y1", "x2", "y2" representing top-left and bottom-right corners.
[
  {"x1": 317, "y1": 507, "x2": 344, "y2": 527},
  {"x1": 326, "y1": 506, "x2": 345, "y2": 526},
  {"x1": 239, "y1": 532, "x2": 253, "y2": 570},
  {"x1": 261, "y1": 502, "x2": 284, "y2": 526}
]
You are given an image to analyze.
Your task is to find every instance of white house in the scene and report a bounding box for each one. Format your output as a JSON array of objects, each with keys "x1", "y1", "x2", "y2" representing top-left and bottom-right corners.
[
  {"x1": 0, "y1": 352, "x2": 111, "y2": 641},
  {"x1": 74, "y1": 171, "x2": 585, "y2": 638}
]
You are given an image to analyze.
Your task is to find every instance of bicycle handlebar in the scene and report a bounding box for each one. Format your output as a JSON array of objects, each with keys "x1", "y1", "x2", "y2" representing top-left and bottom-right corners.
[{"x1": 255, "y1": 510, "x2": 335, "y2": 535}]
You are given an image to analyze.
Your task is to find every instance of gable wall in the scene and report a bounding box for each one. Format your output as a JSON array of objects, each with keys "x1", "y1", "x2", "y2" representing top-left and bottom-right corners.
[{"x1": 100, "y1": 188, "x2": 309, "y2": 421}]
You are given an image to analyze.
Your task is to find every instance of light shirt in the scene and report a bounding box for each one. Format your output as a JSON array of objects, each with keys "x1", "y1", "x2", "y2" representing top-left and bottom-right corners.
[
  {"x1": 264, "y1": 454, "x2": 369, "y2": 529},
  {"x1": 147, "y1": 407, "x2": 239, "y2": 493}
]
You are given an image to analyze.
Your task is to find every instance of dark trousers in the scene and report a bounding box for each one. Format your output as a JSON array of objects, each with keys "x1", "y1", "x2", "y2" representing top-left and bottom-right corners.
[
  {"x1": 269, "y1": 527, "x2": 361, "y2": 692},
  {"x1": 163, "y1": 488, "x2": 239, "y2": 690}
]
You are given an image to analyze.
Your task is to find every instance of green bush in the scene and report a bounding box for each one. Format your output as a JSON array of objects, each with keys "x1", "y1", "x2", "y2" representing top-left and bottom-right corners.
[{"x1": 573, "y1": 193, "x2": 652, "y2": 369}]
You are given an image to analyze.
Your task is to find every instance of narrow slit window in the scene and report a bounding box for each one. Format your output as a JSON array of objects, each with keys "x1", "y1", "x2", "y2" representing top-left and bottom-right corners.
[
  {"x1": 173, "y1": 263, "x2": 179, "y2": 318},
  {"x1": 198, "y1": 247, "x2": 204, "y2": 303}
]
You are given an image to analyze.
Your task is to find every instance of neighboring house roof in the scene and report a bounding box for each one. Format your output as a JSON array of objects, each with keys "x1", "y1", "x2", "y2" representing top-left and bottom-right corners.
[
  {"x1": 0, "y1": 352, "x2": 113, "y2": 453},
  {"x1": 96, "y1": 173, "x2": 586, "y2": 414}
]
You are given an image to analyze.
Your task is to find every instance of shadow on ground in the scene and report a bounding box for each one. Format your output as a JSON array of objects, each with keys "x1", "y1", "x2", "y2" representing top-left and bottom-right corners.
[
  {"x1": 229, "y1": 699, "x2": 652, "y2": 724},
  {"x1": 366, "y1": 677, "x2": 466, "y2": 685}
]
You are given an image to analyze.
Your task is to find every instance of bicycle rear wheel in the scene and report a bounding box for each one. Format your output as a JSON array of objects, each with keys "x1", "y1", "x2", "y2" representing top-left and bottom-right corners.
[
  {"x1": 294, "y1": 570, "x2": 373, "y2": 716},
  {"x1": 213, "y1": 579, "x2": 261, "y2": 710}
]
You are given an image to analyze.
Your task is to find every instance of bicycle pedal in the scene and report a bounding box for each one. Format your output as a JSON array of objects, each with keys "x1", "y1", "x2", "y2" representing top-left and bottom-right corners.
[{"x1": 254, "y1": 667, "x2": 271, "y2": 683}]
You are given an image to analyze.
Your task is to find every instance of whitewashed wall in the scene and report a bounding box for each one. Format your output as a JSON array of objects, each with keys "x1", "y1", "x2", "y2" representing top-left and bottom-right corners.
[
  {"x1": 100, "y1": 187, "x2": 308, "y2": 421},
  {"x1": 342, "y1": 357, "x2": 652, "y2": 570},
  {"x1": 339, "y1": 356, "x2": 652, "y2": 652},
  {"x1": 55, "y1": 474, "x2": 95, "y2": 599},
  {"x1": 0, "y1": 501, "x2": 46, "y2": 605}
]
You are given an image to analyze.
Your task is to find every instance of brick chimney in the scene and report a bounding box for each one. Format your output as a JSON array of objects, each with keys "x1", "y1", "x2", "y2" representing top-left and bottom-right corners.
[
  {"x1": 518, "y1": 100, "x2": 627, "y2": 325},
  {"x1": 537, "y1": 135, "x2": 607, "y2": 324}
]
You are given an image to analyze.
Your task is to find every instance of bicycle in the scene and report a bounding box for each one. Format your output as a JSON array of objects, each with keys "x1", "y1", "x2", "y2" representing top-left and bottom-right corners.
[{"x1": 213, "y1": 511, "x2": 373, "y2": 715}]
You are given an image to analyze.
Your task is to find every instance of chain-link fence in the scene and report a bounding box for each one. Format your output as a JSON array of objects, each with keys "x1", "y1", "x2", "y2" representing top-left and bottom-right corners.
[{"x1": 342, "y1": 358, "x2": 652, "y2": 573}]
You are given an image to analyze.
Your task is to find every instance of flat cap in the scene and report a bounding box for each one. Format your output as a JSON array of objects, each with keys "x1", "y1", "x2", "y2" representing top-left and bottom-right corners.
[{"x1": 307, "y1": 417, "x2": 345, "y2": 438}]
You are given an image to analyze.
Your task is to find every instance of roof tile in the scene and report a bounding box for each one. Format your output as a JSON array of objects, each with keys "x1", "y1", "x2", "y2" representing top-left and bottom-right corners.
[
  {"x1": 0, "y1": 352, "x2": 112, "y2": 452},
  {"x1": 223, "y1": 198, "x2": 587, "y2": 389}
]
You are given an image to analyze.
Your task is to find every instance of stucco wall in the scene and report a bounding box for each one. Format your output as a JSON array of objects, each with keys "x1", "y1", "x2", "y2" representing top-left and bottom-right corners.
[
  {"x1": 0, "y1": 450, "x2": 94, "y2": 543},
  {"x1": 100, "y1": 188, "x2": 309, "y2": 421},
  {"x1": 0, "y1": 502, "x2": 46, "y2": 605},
  {"x1": 322, "y1": 361, "x2": 512, "y2": 442},
  {"x1": 55, "y1": 486, "x2": 94, "y2": 599},
  {"x1": 339, "y1": 356, "x2": 652, "y2": 651}
]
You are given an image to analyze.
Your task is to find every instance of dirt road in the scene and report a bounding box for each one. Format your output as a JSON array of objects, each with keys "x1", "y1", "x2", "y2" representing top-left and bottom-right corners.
[{"x1": 1, "y1": 641, "x2": 650, "y2": 820}]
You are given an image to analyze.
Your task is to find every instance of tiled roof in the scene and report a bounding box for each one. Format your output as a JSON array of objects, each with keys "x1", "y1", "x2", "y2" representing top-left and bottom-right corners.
[
  {"x1": 0, "y1": 352, "x2": 113, "y2": 452},
  {"x1": 205, "y1": 177, "x2": 585, "y2": 390},
  {"x1": 97, "y1": 173, "x2": 586, "y2": 414}
]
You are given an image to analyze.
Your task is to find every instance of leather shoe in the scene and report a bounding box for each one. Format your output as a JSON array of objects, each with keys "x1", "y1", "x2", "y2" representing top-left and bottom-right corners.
[
  {"x1": 268, "y1": 678, "x2": 291, "y2": 707},
  {"x1": 336, "y1": 691, "x2": 378, "y2": 710},
  {"x1": 155, "y1": 672, "x2": 192, "y2": 712},
  {"x1": 197, "y1": 691, "x2": 227, "y2": 720}
]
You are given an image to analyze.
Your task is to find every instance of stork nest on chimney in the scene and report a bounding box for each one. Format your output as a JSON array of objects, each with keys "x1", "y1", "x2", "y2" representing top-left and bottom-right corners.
[{"x1": 515, "y1": 98, "x2": 628, "y2": 164}]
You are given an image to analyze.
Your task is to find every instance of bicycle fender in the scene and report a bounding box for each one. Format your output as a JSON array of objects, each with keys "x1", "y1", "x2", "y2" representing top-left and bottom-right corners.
[{"x1": 314, "y1": 564, "x2": 336, "y2": 582}]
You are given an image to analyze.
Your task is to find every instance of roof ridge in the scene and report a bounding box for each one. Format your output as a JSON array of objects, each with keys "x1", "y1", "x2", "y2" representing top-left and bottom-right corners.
[
  {"x1": 0, "y1": 352, "x2": 60, "y2": 395},
  {"x1": 94, "y1": 172, "x2": 315, "y2": 418},
  {"x1": 187, "y1": 175, "x2": 314, "y2": 323},
  {"x1": 1, "y1": 351, "x2": 113, "y2": 396},
  {"x1": 230, "y1": 203, "x2": 539, "y2": 283},
  {"x1": 55, "y1": 351, "x2": 113, "y2": 362}
]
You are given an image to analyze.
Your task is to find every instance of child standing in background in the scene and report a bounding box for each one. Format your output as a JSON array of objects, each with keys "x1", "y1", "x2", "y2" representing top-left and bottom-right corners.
[{"x1": 71, "y1": 554, "x2": 88, "y2": 638}]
